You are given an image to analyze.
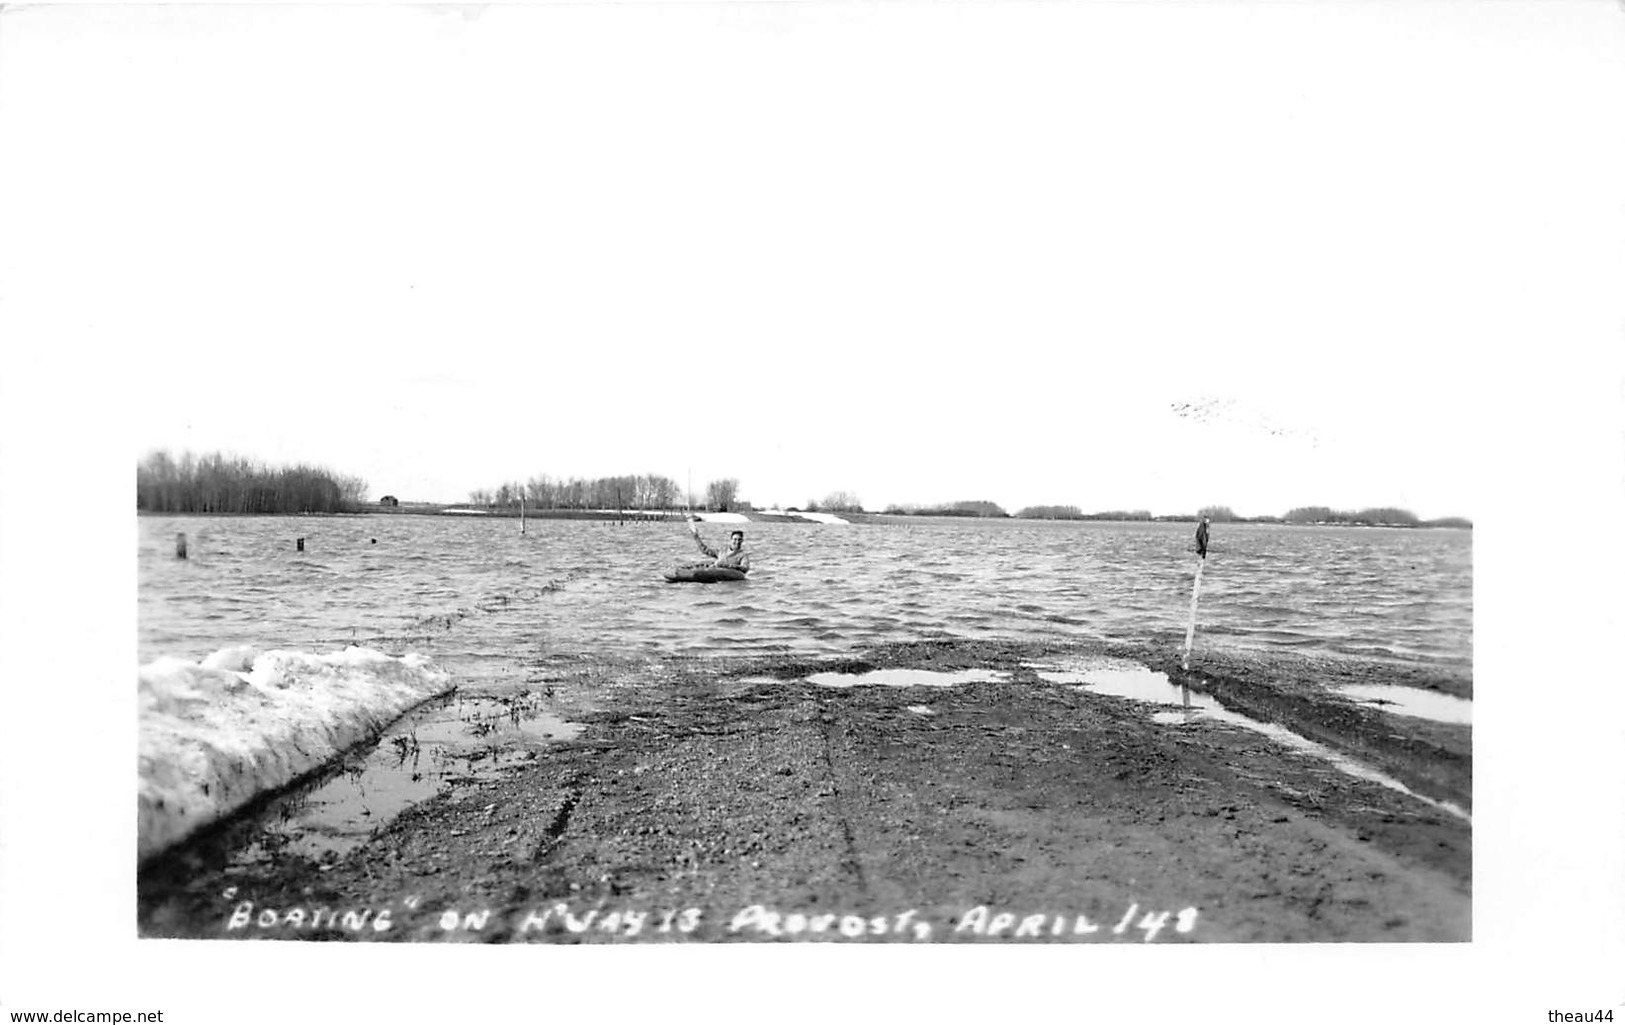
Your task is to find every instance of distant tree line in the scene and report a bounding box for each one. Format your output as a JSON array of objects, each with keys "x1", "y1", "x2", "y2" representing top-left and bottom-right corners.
[
  {"x1": 706, "y1": 478, "x2": 742, "y2": 512},
  {"x1": 882, "y1": 500, "x2": 1009, "y2": 518},
  {"x1": 1012, "y1": 505, "x2": 1207, "y2": 522},
  {"x1": 1017, "y1": 504, "x2": 1085, "y2": 520},
  {"x1": 1016, "y1": 506, "x2": 1154, "y2": 521},
  {"x1": 137, "y1": 450, "x2": 368, "y2": 514},
  {"x1": 1282, "y1": 506, "x2": 1469, "y2": 528},
  {"x1": 466, "y1": 474, "x2": 748, "y2": 512},
  {"x1": 801, "y1": 490, "x2": 864, "y2": 514},
  {"x1": 1006, "y1": 502, "x2": 1470, "y2": 528}
]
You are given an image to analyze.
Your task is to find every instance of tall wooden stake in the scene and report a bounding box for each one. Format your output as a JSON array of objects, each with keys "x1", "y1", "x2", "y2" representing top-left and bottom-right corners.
[
  {"x1": 520, "y1": 494, "x2": 526, "y2": 535},
  {"x1": 1183, "y1": 517, "x2": 1210, "y2": 671},
  {"x1": 1181, "y1": 558, "x2": 1205, "y2": 670}
]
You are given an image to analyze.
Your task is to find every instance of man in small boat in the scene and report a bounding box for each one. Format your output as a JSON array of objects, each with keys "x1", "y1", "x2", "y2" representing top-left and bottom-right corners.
[{"x1": 688, "y1": 519, "x2": 751, "y2": 572}]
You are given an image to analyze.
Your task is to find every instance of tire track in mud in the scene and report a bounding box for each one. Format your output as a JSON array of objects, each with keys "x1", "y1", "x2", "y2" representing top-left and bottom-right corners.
[
  {"x1": 815, "y1": 707, "x2": 872, "y2": 899},
  {"x1": 531, "y1": 778, "x2": 584, "y2": 863}
]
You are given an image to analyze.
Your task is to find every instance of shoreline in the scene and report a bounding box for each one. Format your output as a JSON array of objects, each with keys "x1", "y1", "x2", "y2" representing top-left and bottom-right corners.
[{"x1": 137, "y1": 638, "x2": 1470, "y2": 943}]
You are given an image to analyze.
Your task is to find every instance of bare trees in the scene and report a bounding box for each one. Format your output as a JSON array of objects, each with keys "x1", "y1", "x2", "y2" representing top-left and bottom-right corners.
[
  {"x1": 704, "y1": 478, "x2": 740, "y2": 512},
  {"x1": 1283, "y1": 506, "x2": 1423, "y2": 526},
  {"x1": 1015, "y1": 505, "x2": 1088, "y2": 520},
  {"x1": 137, "y1": 450, "x2": 368, "y2": 514},
  {"x1": 470, "y1": 473, "x2": 691, "y2": 512},
  {"x1": 464, "y1": 473, "x2": 753, "y2": 512},
  {"x1": 882, "y1": 500, "x2": 1009, "y2": 517},
  {"x1": 808, "y1": 490, "x2": 863, "y2": 513}
]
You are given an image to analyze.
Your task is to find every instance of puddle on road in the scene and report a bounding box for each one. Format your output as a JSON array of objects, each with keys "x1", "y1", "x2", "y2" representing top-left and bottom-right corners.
[
  {"x1": 738, "y1": 668, "x2": 1005, "y2": 689},
  {"x1": 230, "y1": 692, "x2": 584, "y2": 864},
  {"x1": 1337, "y1": 684, "x2": 1472, "y2": 725},
  {"x1": 805, "y1": 668, "x2": 1003, "y2": 688},
  {"x1": 1028, "y1": 659, "x2": 1471, "y2": 824}
]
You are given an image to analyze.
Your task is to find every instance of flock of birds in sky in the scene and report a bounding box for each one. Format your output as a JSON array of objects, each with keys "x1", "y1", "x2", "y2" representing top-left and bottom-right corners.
[{"x1": 1168, "y1": 396, "x2": 1322, "y2": 447}]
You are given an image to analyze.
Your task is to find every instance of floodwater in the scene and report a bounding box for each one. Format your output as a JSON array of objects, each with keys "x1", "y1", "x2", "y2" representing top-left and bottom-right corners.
[
  {"x1": 1027, "y1": 656, "x2": 1470, "y2": 823},
  {"x1": 743, "y1": 656, "x2": 1468, "y2": 824},
  {"x1": 803, "y1": 668, "x2": 1003, "y2": 688},
  {"x1": 1337, "y1": 684, "x2": 1473, "y2": 725},
  {"x1": 139, "y1": 515, "x2": 1472, "y2": 682},
  {"x1": 138, "y1": 515, "x2": 1471, "y2": 852},
  {"x1": 223, "y1": 691, "x2": 585, "y2": 861}
]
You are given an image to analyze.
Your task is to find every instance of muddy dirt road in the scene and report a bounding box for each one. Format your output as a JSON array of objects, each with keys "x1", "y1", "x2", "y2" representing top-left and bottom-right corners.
[{"x1": 138, "y1": 638, "x2": 1470, "y2": 945}]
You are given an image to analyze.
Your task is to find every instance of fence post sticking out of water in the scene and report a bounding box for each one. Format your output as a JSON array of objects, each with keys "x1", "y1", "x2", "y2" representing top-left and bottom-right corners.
[
  {"x1": 175, "y1": 533, "x2": 187, "y2": 559},
  {"x1": 1182, "y1": 518, "x2": 1210, "y2": 671},
  {"x1": 296, "y1": 537, "x2": 305, "y2": 553},
  {"x1": 1181, "y1": 558, "x2": 1204, "y2": 671},
  {"x1": 521, "y1": 495, "x2": 526, "y2": 536}
]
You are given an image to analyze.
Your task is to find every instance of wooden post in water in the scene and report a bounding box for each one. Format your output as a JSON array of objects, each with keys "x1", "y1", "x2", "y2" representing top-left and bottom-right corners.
[
  {"x1": 1181, "y1": 559, "x2": 1204, "y2": 671},
  {"x1": 175, "y1": 533, "x2": 188, "y2": 559},
  {"x1": 520, "y1": 494, "x2": 526, "y2": 536},
  {"x1": 296, "y1": 537, "x2": 305, "y2": 552},
  {"x1": 1182, "y1": 516, "x2": 1211, "y2": 671}
]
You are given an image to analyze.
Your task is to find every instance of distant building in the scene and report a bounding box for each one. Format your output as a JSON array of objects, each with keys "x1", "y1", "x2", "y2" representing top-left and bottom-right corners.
[{"x1": 379, "y1": 495, "x2": 399, "y2": 507}]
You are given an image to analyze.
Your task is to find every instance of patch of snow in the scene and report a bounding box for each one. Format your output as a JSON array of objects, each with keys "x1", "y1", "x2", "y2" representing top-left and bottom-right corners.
[
  {"x1": 138, "y1": 646, "x2": 451, "y2": 861},
  {"x1": 756, "y1": 508, "x2": 851, "y2": 524},
  {"x1": 690, "y1": 511, "x2": 750, "y2": 524},
  {"x1": 790, "y1": 511, "x2": 850, "y2": 525}
]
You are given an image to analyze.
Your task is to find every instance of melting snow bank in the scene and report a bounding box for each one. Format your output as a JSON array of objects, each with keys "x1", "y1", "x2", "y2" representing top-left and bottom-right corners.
[
  {"x1": 138, "y1": 646, "x2": 452, "y2": 862},
  {"x1": 755, "y1": 508, "x2": 851, "y2": 524},
  {"x1": 689, "y1": 511, "x2": 752, "y2": 524}
]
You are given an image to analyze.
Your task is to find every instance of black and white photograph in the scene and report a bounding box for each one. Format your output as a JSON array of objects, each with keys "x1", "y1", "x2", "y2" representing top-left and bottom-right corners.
[{"x1": 1, "y1": 1, "x2": 1621, "y2": 1021}]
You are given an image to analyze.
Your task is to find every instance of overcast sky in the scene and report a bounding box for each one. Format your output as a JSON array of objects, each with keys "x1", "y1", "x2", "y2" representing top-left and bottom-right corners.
[{"x1": 6, "y1": 2, "x2": 1620, "y2": 519}]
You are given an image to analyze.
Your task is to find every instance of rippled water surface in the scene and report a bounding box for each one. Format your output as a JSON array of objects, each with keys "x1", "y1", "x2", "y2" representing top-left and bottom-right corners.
[{"x1": 138, "y1": 516, "x2": 1471, "y2": 688}]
